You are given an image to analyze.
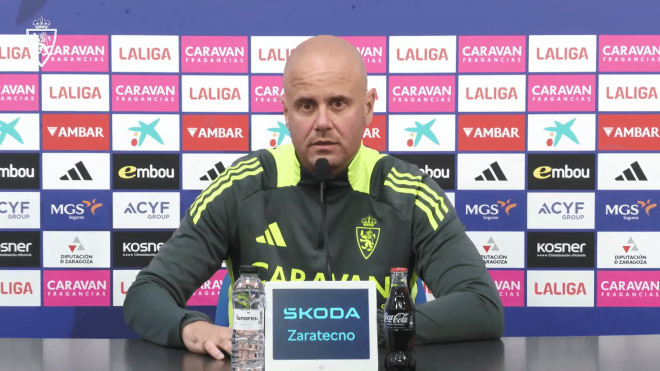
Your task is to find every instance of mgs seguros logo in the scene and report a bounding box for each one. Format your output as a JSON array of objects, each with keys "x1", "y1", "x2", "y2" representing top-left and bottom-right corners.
[
  {"x1": 466, "y1": 231, "x2": 524, "y2": 269},
  {"x1": 527, "y1": 154, "x2": 595, "y2": 190},
  {"x1": 113, "y1": 154, "x2": 180, "y2": 190},
  {"x1": 42, "y1": 113, "x2": 109, "y2": 151},
  {"x1": 527, "y1": 270, "x2": 595, "y2": 307},
  {"x1": 389, "y1": 154, "x2": 455, "y2": 190},
  {"x1": 527, "y1": 114, "x2": 596, "y2": 152},
  {"x1": 597, "y1": 191, "x2": 660, "y2": 231},
  {"x1": 455, "y1": 191, "x2": 526, "y2": 231},
  {"x1": 42, "y1": 191, "x2": 110, "y2": 230},
  {"x1": 458, "y1": 36, "x2": 526, "y2": 73},
  {"x1": 183, "y1": 114, "x2": 249, "y2": 151},
  {"x1": 113, "y1": 231, "x2": 174, "y2": 268},
  {"x1": 0, "y1": 153, "x2": 40, "y2": 189},
  {"x1": 458, "y1": 75, "x2": 526, "y2": 112},
  {"x1": 111, "y1": 35, "x2": 179, "y2": 73},
  {"x1": 41, "y1": 74, "x2": 109, "y2": 112},
  {"x1": 527, "y1": 232, "x2": 595, "y2": 269},
  {"x1": 111, "y1": 75, "x2": 179, "y2": 112},
  {"x1": 597, "y1": 232, "x2": 660, "y2": 269},
  {"x1": 181, "y1": 36, "x2": 248, "y2": 73},
  {"x1": 113, "y1": 192, "x2": 180, "y2": 229},
  {"x1": 598, "y1": 74, "x2": 660, "y2": 112},
  {"x1": 458, "y1": 114, "x2": 525, "y2": 151},
  {"x1": 528, "y1": 35, "x2": 596, "y2": 72},
  {"x1": 0, "y1": 192, "x2": 40, "y2": 229},
  {"x1": 0, "y1": 114, "x2": 40, "y2": 151},
  {"x1": 0, "y1": 231, "x2": 40, "y2": 268}
]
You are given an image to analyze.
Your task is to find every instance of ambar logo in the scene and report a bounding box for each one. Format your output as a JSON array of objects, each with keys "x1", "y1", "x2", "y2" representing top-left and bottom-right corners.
[
  {"x1": 599, "y1": 114, "x2": 660, "y2": 151},
  {"x1": 113, "y1": 154, "x2": 180, "y2": 190},
  {"x1": 458, "y1": 115, "x2": 525, "y2": 151},
  {"x1": 182, "y1": 115, "x2": 249, "y2": 151},
  {"x1": 528, "y1": 154, "x2": 595, "y2": 190},
  {"x1": 42, "y1": 114, "x2": 109, "y2": 150}
]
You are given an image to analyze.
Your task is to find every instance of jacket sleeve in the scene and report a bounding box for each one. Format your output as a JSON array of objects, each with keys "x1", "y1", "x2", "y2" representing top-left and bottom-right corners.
[
  {"x1": 122, "y1": 174, "x2": 238, "y2": 349},
  {"x1": 410, "y1": 172, "x2": 504, "y2": 345}
]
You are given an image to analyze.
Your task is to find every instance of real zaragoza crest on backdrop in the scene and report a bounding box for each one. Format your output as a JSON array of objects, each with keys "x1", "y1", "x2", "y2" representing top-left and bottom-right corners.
[{"x1": 26, "y1": 16, "x2": 57, "y2": 68}]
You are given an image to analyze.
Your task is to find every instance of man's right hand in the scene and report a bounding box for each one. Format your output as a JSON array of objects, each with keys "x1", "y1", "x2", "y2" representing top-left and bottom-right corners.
[{"x1": 182, "y1": 321, "x2": 233, "y2": 360}]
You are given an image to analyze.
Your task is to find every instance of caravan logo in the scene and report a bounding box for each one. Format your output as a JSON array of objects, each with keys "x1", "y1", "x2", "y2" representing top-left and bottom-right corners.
[
  {"x1": 181, "y1": 36, "x2": 247, "y2": 73},
  {"x1": 40, "y1": 35, "x2": 108, "y2": 72},
  {"x1": 488, "y1": 270, "x2": 524, "y2": 307},
  {"x1": 341, "y1": 37, "x2": 386, "y2": 73},
  {"x1": 528, "y1": 75, "x2": 595, "y2": 112},
  {"x1": 598, "y1": 271, "x2": 660, "y2": 307},
  {"x1": 251, "y1": 75, "x2": 283, "y2": 112},
  {"x1": 43, "y1": 270, "x2": 110, "y2": 307},
  {"x1": 112, "y1": 75, "x2": 179, "y2": 112},
  {"x1": 458, "y1": 36, "x2": 526, "y2": 73},
  {"x1": 389, "y1": 75, "x2": 455, "y2": 112},
  {"x1": 599, "y1": 35, "x2": 660, "y2": 72},
  {"x1": 0, "y1": 74, "x2": 38, "y2": 111},
  {"x1": 187, "y1": 270, "x2": 227, "y2": 306}
]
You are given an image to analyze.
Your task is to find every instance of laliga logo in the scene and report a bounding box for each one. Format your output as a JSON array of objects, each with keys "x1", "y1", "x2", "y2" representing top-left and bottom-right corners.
[{"x1": 26, "y1": 16, "x2": 57, "y2": 68}]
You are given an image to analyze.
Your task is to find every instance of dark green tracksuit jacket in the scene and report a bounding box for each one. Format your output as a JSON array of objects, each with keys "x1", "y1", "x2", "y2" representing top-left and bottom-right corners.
[{"x1": 123, "y1": 143, "x2": 504, "y2": 348}]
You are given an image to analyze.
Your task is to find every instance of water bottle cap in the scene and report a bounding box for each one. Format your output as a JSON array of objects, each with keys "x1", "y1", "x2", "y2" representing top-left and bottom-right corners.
[
  {"x1": 391, "y1": 267, "x2": 408, "y2": 273},
  {"x1": 240, "y1": 265, "x2": 258, "y2": 274}
]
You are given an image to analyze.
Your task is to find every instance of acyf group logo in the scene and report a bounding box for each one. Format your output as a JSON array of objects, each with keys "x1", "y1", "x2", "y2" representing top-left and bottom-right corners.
[
  {"x1": 113, "y1": 192, "x2": 180, "y2": 229},
  {"x1": 527, "y1": 192, "x2": 595, "y2": 230}
]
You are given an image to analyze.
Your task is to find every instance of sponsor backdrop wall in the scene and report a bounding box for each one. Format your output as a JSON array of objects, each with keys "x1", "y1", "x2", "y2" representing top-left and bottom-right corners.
[{"x1": 2, "y1": 0, "x2": 660, "y2": 340}]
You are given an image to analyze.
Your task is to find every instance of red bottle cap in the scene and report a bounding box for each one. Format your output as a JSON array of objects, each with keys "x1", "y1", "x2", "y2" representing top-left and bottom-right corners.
[{"x1": 391, "y1": 268, "x2": 408, "y2": 272}]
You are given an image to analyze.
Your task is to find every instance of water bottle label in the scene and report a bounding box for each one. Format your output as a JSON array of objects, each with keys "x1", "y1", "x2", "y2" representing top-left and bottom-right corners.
[{"x1": 233, "y1": 309, "x2": 264, "y2": 331}]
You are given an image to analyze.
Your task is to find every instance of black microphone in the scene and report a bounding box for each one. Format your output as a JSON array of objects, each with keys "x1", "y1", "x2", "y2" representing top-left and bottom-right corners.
[{"x1": 313, "y1": 158, "x2": 332, "y2": 281}]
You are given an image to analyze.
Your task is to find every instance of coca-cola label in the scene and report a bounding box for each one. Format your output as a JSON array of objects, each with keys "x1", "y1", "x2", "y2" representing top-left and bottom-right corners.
[
  {"x1": 384, "y1": 312, "x2": 413, "y2": 329},
  {"x1": 233, "y1": 309, "x2": 264, "y2": 331}
]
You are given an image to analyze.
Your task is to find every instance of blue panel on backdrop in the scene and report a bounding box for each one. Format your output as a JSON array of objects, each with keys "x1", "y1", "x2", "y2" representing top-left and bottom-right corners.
[
  {"x1": 456, "y1": 191, "x2": 527, "y2": 231},
  {"x1": 596, "y1": 191, "x2": 660, "y2": 231},
  {"x1": 42, "y1": 191, "x2": 112, "y2": 231},
  {"x1": 180, "y1": 191, "x2": 201, "y2": 220}
]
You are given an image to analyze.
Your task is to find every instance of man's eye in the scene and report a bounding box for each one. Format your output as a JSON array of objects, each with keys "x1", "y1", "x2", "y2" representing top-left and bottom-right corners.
[
  {"x1": 333, "y1": 100, "x2": 345, "y2": 108},
  {"x1": 300, "y1": 102, "x2": 313, "y2": 110}
]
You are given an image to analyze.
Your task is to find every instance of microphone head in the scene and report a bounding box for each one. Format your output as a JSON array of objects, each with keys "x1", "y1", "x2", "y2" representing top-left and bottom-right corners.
[{"x1": 313, "y1": 158, "x2": 331, "y2": 182}]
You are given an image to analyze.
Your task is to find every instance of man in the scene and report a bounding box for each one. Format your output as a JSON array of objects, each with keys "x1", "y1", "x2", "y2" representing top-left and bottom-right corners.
[{"x1": 123, "y1": 35, "x2": 504, "y2": 360}]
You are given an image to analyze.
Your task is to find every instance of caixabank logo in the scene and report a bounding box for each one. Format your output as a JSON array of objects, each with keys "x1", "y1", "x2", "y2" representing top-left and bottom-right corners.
[
  {"x1": 597, "y1": 232, "x2": 660, "y2": 269},
  {"x1": 527, "y1": 192, "x2": 595, "y2": 230},
  {"x1": 0, "y1": 270, "x2": 41, "y2": 307},
  {"x1": 112, "y1": 114, "x2": 180, "y2": 152},
  {"x1": 527, "y1": 114, "x2": 596, "y2": 152},
  {"x1": 455, "y1": 191, "x2": 526, "y2": 231},
  {"x1": 388, "y1": 115, "x2": 456, "y2": 152},
  {"x1": 113, "y1": 231, "x2": 174, "y2": 268},
  {"x1": 597, "y1": 191, "x2": 660, "y2": 231},
  {"x1": 43, "y1": 231, "x2": 111, "y2": 268},
  {"x1": 527, "y1": 232, "x2": 595, "y2": 269},
  {"x1": 598, "y1": 114, "x2": 660, "y2": 151},
  {"x1": 113, "y1": 154, "x2": 180, "y2": 190},
  {"x1": 0, "y1": 153, "x2": 40, "y2": 189},
  {"x1": 41, "y1": 191, "x2": 110, "y2": 230},
  {"x1": 527, "y1": 154, "x2": 595, "y2": 190},
  {"x1": 0, "y1": 113, "x2": 40, "y2": 151},
  {"x1": 0, "y1": 231, "x2": 40, "y2": 268},
  {"x1": 458, "y1": 115, "x2": 525, "y2": 151},
  {"x1": 0, "y1": 192, "x2": 40, "y2": 229},
  {"x1": 113, "y1": 192, "x2": 180, "y2": 229},
  {"x1": 466, "y1": 231, "x2": 525, "y2": 268},
  {"x1": 42, "y1": 114, "x2": 109, "y2": 151},
  {"x1": 597, "y1": 271, "x2": 660, "y2": 307},
  {"x1": 389, "y1": 154, "x2": 455, "y2": 190},
  {"x1": 250, "y1": 114, "x2": 290, "y2": 151}
]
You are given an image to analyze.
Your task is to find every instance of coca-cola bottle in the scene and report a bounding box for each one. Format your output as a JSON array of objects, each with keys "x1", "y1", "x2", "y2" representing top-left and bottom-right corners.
[{"x1": 384, "y1": 267, "x2": 416, "y2": 371}]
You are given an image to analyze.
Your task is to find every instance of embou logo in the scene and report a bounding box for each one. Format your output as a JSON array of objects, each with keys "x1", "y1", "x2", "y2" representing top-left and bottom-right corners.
[{"x1": 283, "y1": 307, "x2": 360, "y2": 320}]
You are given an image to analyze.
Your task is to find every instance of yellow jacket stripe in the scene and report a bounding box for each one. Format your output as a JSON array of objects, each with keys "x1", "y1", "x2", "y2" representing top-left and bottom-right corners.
[
  {"x1": 386, "y1": 173, "x2": 445, "y2": 223},
  {"x1": 192, "y1": 167, "x2": 264, "y2": 224},
  {"x1": 383, "y1": 179, "x2": 439, "y2": 230},
  {"x1": 189, "y1": 157, "x2": 260, "y2": 217}
]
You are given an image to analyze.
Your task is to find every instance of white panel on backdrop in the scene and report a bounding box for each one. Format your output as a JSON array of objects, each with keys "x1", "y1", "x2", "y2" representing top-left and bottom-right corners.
[
  {"x1": 388, "y1": 36, "x2": 457, "y2": 73},
  {"x1": 111, "y1": 35, "x2": 180, "y2": 73},
  {"x1": 113, "y1": 270, "x2": 140, "y2": 306},
  {"x1": 598, "y1": 75, "x2": 660, "y2": 112},
  {"x1": 41, "y1": 74, "x2": 110, "y2": 112},
  {"x1": 43, "y1": 231, "x2": 111, "y2": 268},
  {"x1": 0, "y1": 113, "x2": 40, "y2": 151},
  {"x1": 458, "y1": 75, "x2": 526, "y2": 112},
  {"x1": 182, "y1": 75, "x2": 249, "y2": 112},
  {"x1": 182, "y1": 153, "x2": 246, "y2": 190},
  {"x1": 42, "y1": 153, "x2": 110, "y2": 190},
  {"x1": 527, "y1": 114, "x2": 596, "y2": 151},
  {"x1": 527, "y1": 192, "x2": 595, "y2": 229},
  {"x1": 0, "y1": 35, "x2": 39, "y2": 72},
  {"x1": 457, "y1": 153, "x2": 525, "y2": 190},
  {"x1": 445, "y1": 192, "x2": 455, "y2": 209},
  {"x1": 597, "y1": 232, "x2": 660, "y2": 269},
  {"x1": 112, "y1": 114, "x2": 180, "y2": 151},
  {"x1": 0, "y1": 270, "x2": 41, "y2": 306},
  {"x1": 466, "y1": 231, "x2": 525, "y2": 269},
  {"x1": 0, "y1": 192, "x2": 40, "y2": 229},
  {"x1": 598, "y1": 153, "x2": 660, "y2": 190},
  {"x1": 527, "y1": 270, "x2": 595, "y2": 307},
  {"x1": 250, "y1": 114, "x2": 290, "y2": 151},
  {"x1": 528, "y1": 35, "x2": 597, "y2": 72},
  {"x1": 250, "y1": 36, "x2": 312, "y2": 73},
  {"x1": 367, "y1": 75, "x2": 387, "y2": 113},
  {"x1": 113, "y1": 192, "x2": 180, "y2": 229},
  {"x1": 388, "y1": 114, "x2": 455, "y2": 152}
]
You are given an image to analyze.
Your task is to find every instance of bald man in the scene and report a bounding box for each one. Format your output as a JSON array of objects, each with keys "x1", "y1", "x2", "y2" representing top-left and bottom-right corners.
[{"x1": 123, "y1": 35, "x2": 504, "y2": 360}]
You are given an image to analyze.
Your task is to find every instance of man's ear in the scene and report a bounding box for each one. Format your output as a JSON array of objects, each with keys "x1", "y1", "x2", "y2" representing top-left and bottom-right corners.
[
  {"x1": 279, "y1": 93, "x2": 289, "y2": 127},
  {"x1": 365, "y1": 88, "x2": 376, "y2": 125}
]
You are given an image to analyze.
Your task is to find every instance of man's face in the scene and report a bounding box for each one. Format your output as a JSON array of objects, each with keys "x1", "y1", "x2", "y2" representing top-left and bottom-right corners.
[{"x1": 281, "y1": 55, "x2": 375, "y2": 174}]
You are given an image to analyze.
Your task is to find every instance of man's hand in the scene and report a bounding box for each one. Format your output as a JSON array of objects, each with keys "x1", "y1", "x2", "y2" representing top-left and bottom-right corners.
[{"x1": 182, "y1": 321, "x2": 233, "y2": 360}]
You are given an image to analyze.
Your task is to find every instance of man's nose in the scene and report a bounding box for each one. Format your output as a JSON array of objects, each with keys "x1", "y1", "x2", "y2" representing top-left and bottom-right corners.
[{"x1": 313, "y1": 105, "x2": 333, "y2": 131}]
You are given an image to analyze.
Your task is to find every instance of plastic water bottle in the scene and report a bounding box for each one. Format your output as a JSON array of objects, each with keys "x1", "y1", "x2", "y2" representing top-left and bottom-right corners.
[{"x1": 231, "y1": 265, "x2": 265, "y2": 371}]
